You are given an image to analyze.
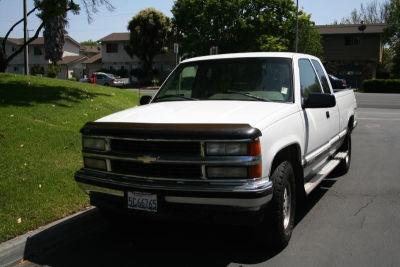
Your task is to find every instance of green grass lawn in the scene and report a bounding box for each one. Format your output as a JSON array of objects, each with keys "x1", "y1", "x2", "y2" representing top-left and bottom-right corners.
[{"x1": 0, "y1": 73, "x2": 140, "y2": 242}]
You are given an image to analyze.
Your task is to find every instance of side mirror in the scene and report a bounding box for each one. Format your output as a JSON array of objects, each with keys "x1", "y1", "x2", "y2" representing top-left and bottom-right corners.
[
  {"x1": 303, "y1": 93, "x2": 336, "y2": 108},
  {"x1": 140, "y1": 95, "x2": 152, "y2": 105}
]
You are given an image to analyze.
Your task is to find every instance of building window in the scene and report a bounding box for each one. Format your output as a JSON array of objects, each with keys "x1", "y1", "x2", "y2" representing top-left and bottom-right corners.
[
  {"x1": 33, "y1": 47, "x2": 42, "y2": 55},
  {"x1": 345, "y1": 37, "x2": 361, "y2": 46},
  {"x1": 14, "y1": 66, "x2": 18, "y2": 72},
  {"x1": 106, "y1": 43, "x2": 118, "y2": 53}
]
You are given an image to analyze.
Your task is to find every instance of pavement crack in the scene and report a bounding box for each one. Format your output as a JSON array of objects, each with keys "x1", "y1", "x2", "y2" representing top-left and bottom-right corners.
[
  {"x1": 360, "y1": 216, "x2": 366, "y2": 229},
  {"x1": 354, "y1": 197, "x2": 375, "y2": 216}
]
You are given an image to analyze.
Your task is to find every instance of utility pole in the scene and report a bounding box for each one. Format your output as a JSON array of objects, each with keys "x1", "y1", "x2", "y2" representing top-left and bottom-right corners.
[
  {"x1": 23, "y1": 0, "x2": 29, "y2": 75},
  {"x1": 295, "y1": 0, "x2": 299, "y2": 53}
]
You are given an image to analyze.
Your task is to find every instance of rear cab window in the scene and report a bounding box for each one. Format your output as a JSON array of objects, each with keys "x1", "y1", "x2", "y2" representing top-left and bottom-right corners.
[{"x1": 311, "y1": 59, "x2": 331, "y2": 94}]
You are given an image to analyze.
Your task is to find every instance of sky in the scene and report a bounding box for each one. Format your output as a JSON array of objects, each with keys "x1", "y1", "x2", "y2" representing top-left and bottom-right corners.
[{"x1": 0, "y1": 0, "x2": 388, "y2": 43}]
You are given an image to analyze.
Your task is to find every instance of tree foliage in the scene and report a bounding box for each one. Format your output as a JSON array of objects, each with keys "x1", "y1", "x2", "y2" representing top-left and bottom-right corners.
[
  {"x1": 171, "y1": 0, "x2": 322, "y2": 57},
  {"x1": 385, "y1": 0, "x2": 400, "y2": 77},
  {"x1": 45, "y1": 62, "x2": 61, "y2": 78},
  {"x1": 125, "y1": 8, "x2": 171, "y2": 83},
  {"x1": 80, "y1": 40, "x2": 99, "y2": 45},
  {"x1": 337, "y1": 0, "x2": 388, "y2": 24}
]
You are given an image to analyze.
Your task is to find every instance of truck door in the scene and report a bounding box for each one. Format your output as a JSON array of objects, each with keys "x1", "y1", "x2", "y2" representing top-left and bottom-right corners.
[{"x1": 298, "y1": 58, "x2": 340, "y2": 174}]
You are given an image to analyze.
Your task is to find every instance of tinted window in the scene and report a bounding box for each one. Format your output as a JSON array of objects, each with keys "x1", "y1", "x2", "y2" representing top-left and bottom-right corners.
[
  {"x1": 154, "y1": 58, "x2": 293, "y2": 103},
  {"x1": 298, "y1": 59, "x2": 322, "y2": 98},
  {"x1": 312, "y1": 59, "x2": 330, "y2": 94}
]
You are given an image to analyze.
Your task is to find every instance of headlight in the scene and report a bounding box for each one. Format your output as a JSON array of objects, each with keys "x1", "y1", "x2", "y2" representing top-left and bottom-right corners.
[
  {"x1": 82, "y1": 137, "x2": 106, "y2": 151},
  {"x1": 84, "y1": 157, "x2": 107, "y2": 170},
  {"x1": 206, "y1": 143, "x2": 248, "y2": 155}
]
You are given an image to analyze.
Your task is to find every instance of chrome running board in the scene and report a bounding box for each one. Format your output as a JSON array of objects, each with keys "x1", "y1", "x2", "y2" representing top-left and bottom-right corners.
[{"x1": 304, "y1": 151, "x2": 348, "y2": 195}]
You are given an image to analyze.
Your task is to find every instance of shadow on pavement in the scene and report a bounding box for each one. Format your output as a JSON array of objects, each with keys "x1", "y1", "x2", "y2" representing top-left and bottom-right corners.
[{"x1": 23, "y1": 178, "x2": 339, "y2": 267}]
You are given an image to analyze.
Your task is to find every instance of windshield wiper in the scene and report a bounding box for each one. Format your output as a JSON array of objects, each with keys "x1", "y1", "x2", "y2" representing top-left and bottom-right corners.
[
  {"x1": 225, "y1": 90, "x2": 271, "y2": 102},
  {"x1": 155, "y1": 94, "x2": 199, "y2": 101}
]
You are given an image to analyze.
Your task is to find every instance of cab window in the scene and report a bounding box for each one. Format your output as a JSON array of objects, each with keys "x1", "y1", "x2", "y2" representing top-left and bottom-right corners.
[
  {"x1": 298, "y1": 59, "x2": 323, "y2": 99},
  {"x1": 311, "y1": 59, "x2": 330, "y2": 94}
]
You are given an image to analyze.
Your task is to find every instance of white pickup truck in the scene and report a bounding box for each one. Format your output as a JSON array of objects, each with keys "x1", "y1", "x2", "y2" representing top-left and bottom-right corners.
[{"x1": 75, "y1": 52, "x2": 357, "y2": 247}]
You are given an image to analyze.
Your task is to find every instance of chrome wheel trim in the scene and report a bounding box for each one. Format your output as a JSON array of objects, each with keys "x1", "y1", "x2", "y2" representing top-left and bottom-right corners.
[{"x1": 283, "y1": 184, "x2": 291, "y2": 229}]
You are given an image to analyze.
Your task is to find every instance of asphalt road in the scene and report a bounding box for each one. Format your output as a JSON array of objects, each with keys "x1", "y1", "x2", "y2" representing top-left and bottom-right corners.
[{"x1": 13, "y1": 93, "x2": 400, "y2": 267}]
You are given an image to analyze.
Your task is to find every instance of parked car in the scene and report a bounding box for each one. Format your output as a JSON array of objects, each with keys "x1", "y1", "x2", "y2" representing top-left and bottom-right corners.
[
  {"x1": 79, "y1": 72, "x2": 125, "y2": 87},
  {"x1": 329, "y1": 74, "x2": 347, "y2": 89},
  {"x1": 75, "y1": 53, "x2": 357, "y2": 248}
]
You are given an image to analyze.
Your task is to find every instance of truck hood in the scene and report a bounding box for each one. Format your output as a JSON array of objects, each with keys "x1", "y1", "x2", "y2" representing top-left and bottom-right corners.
[{"x1": 96, "y1": 101, "x2": 298, "y2": 129}]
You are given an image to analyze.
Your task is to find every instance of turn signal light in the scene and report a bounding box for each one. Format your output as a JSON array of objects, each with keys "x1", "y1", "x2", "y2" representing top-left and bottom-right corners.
[
  {"x1": 249, "y1": 141, "x2": 261, "y2": 156},
  {"x1": 249, "y1": 164, "x2": 262, "y2": 178}
]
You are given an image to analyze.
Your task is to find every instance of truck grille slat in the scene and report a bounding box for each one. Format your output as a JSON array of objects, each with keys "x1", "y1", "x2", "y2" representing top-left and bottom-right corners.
[
  {"x1": 110, "y1": 140, "x2": 201, "y2": 156},
  {"x1": 111, "y1": 160, "x2": 202, "y2": 179}
]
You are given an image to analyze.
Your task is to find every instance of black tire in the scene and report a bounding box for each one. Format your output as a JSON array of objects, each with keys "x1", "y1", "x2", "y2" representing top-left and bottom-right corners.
[
  {"x1": 263, "y1": 161, "x2": 296, "y2": 248},
  {"x1": 335, "y1": 132, "x2": 352, "y2": 175}
]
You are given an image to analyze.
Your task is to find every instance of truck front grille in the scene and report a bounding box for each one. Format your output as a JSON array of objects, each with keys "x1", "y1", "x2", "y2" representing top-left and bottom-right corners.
[
  {"x1": 110, "y1": 139, "x2": 201, "y2": 156},
  {"x1": 111, "y1": 160, "x2": 202, "y2": 179}
]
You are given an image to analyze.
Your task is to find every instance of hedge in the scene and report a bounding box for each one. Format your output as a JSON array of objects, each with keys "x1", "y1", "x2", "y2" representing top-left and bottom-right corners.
[{"x1": 362, "y1": 79, "x2": 400, "y2": 93}]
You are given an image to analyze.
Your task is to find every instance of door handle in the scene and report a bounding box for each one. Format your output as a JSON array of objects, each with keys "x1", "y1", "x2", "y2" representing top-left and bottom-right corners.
[{"x1": 326, "y1": 111, "x2": 330, "y2": 118}]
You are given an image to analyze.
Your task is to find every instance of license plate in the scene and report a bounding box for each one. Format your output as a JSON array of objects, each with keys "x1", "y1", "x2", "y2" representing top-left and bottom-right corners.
[{"x1": 127, "y1": 191, "x2": 157, "y2": 212}]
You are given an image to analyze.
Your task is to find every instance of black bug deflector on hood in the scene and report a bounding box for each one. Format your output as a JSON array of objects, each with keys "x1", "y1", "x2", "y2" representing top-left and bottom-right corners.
[{"x1": 80, "y1": 122, "x2": 262, "y2": 140}]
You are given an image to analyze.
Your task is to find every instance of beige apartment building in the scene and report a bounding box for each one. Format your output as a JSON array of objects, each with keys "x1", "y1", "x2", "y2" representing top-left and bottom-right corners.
[
  {"x1": 1, "y1": 35, "x2": 87, "y2": 79},
  {"x1": 98, "y1": 32, "x2": 176, "y2": 80}
]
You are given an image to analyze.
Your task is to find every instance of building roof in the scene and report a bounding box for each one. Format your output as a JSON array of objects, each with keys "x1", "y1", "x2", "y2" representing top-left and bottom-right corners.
[
  {"x1": 98, "y1": 32, "x2": 129, "y2": 42},
  {"x1": 58, "y1": 55, "x2": 87, "y2": 65},
  {"x1": 82, "y1": 53, "x2": 102, "y2": 64},
  {"x1": 2, "y1": 37, "x2": 43, "y2": 45},
  {"x1": 1, "y1": 36, "x2": 80, "y2": 47},
  {"x1": 80, "y1": 45, "x2": 101, "y2": 53},
  {"x1": 316, "y1": 24, "x2": 387, "y2": 35}
]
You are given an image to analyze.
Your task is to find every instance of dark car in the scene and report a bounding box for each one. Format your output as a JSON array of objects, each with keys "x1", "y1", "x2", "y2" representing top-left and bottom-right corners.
[{"x1": 329, "y1": 74, "x2": 347, "y2": 89}]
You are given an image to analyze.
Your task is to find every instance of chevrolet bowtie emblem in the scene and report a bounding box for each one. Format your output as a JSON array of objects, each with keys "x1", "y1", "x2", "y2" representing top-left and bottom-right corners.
[{"x1": 138, "y1": 156, "x2": 158, "y2": 164}]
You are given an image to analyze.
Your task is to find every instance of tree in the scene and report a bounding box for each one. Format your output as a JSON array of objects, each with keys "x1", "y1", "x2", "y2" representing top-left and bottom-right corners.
[
  {"x1": 80, "y1": 40, "x2": 99, "y2": 46},
  {"x1": 171, "y1": 0, "x2": 323, "y2": 57},
  {"x1": 295, "y1": 14, "x2": 323, "y2": 58},
  {"x1": 339, "y1": 0, "x2": 388, "y2": 24},
  {"x1": 125, "y1": 8, "x2": 171, "y2": 84},
  {"x1": 385, "y1": 0, "x2": 400, "y2": 78},
  {"x1": 0, "y1": 0, "x2": 113, "y2": 73}
]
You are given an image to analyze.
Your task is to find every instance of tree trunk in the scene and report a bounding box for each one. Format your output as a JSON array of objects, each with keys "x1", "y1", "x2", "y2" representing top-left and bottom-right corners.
[
  {"x1": 0, "y1": 47, "x2": 8, "y2": 73},
  {"x1": 143, "y1": 57, "x2": 154, "y2": 85}
]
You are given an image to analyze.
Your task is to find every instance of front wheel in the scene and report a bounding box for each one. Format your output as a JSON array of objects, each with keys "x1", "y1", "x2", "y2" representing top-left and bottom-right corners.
[{"x1": 261, "y1": 161, "x2": 296, "y2": 248}]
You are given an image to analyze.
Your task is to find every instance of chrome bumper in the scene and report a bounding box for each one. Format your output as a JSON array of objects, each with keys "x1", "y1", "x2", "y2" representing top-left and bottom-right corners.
[{"x1": 75, "y1": 169, "x2": 273, "y2": 211}]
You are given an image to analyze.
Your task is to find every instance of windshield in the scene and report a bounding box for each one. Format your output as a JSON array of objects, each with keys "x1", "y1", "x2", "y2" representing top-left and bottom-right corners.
[{"x1": 153, "y1": 57, "x2": 293, "y2": 103}]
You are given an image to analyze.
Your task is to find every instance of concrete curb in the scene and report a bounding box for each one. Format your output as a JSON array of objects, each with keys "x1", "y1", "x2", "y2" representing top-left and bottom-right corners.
[{"x1": 0, "y1": 207, "x2": 100, "y2": 266}]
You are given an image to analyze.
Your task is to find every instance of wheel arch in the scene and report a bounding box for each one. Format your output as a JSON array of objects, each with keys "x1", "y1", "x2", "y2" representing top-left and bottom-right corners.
[
  {"x1": 348, "y1": 115, "x2": 354, "y2": 133},
  {"x1": 270, "y1": 143, "x2": 305, "y2": 199}
]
